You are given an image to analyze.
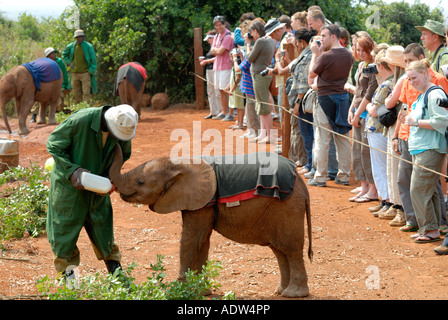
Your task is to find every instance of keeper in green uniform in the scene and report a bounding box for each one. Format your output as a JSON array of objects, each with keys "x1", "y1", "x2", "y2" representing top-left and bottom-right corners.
[
  {"x1": 62, "y1": 29, "x2": 98, "y2": 103},
  {"x1": 46, "y1": 104, "x2": 138, "y2": 276}
]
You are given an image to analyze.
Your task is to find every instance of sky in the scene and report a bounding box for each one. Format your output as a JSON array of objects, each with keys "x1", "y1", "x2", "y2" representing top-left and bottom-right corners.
[
  {"x1": 0, "y1": 0, "x2": 445, "y2": 21},
  {"x1": 0, "y1": 0, "x2": 74, "y2": 20}
]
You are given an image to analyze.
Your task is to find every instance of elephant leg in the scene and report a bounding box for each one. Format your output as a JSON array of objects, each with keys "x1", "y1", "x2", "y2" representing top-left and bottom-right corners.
[
  {"x1": 38, "y1": 102, "x2": 47, "y2": 124},
  {"x1": 281, "y1": 251, "x2": 309, "y2": 298},
  {"x1": 48, "y1": 100, "x2": 57, "y2": 125},
  {"x1": 269, "y1": 246, "x2": 290, "y2": 295},
  {"x1": 178, "y1": 208, "x2": 214, "y2": 281},
  {"x1": 17, "y1": 95, "x2": 33, "y2": 135}
]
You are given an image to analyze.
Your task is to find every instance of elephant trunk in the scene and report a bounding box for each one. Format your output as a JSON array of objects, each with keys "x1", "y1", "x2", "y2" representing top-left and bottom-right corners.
[{"x1": 109, "y1": 144, "x2": 134, "y2": 196}]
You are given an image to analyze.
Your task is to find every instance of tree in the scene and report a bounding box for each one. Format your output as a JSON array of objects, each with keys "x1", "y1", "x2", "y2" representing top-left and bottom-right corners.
[
  {"x1": 363, "y1": 1, "x2": 445, "y2": 46},
  {"x1": 67, "y1": 0, "x2": 367, "y2": 103}
]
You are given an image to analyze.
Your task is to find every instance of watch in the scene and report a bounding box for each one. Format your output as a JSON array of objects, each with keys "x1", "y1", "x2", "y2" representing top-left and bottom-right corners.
[{"x1": 414, "y1": 119, "x2": 419, "y2": 127}]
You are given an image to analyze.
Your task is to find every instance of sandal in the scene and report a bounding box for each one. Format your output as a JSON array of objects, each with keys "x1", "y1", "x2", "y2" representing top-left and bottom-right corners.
[
  {"x1": 349, "y1": 193, "x2": 363, "y2": 202},
  {"x1": 439, "y1": 226, "x2": 448, "y2": 235},
  {"x1": 354, "y1": 194, "x2": 379, "y2": 203},
  {"x1": 400, "y1": 224, "x2": 418, "y2": 232},
  {"x1": 414, "y1": 235, "x2": 442, "y2": 244},
  {"x1": 350, "y1": 187, "x2": 362, "y2": 194}
]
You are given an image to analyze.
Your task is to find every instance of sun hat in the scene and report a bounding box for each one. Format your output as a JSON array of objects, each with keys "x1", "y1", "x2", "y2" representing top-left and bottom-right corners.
[
  {"x1": 415, "y1": 20, "x2": 446, "y2": 38},
  {"x1": 380, "y1": 45, "x2": 406, "y2": 69},
  {"x1": 203, "y1": 34, "x2": 215, "y2": 41},
  {"x1": 104, "y1": 105, "x2": 139, "y2": 141},
  {"x1": 265, "y1": 18, "x2": 286, "y2": 36},
  {"x1": 44, "y1": 47, "x2": 58, "y2": 57},
  {"x1": 74, "y1": 29, "x2": 86, "y2": 38}
]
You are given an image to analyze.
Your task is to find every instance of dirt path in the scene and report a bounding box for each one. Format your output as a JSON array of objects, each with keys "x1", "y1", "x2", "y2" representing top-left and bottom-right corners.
[{"x1": 1, "y1": 104, "x2": 447, "y2": 300}]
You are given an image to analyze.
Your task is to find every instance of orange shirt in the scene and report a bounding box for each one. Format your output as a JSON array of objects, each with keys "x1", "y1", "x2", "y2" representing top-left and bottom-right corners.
[{"x1": 398, "y1": 68, "x2": 448, "y2": 140}]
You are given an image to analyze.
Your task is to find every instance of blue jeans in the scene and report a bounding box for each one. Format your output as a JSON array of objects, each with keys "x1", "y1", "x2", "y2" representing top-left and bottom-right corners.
[{"x1": 298, "y1": 109, "x2": 314, "y2": 171}]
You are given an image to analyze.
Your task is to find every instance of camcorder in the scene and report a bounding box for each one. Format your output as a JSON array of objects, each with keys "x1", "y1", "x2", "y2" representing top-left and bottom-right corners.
[{"x1": 363, "y1": 63, "x2": 378, "y2": 74}]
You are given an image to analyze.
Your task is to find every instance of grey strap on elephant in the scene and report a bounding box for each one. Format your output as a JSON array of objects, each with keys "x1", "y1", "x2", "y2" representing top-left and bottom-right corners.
[{"x1": 202, "y1": 153, "x2": 296, "y2": 206}]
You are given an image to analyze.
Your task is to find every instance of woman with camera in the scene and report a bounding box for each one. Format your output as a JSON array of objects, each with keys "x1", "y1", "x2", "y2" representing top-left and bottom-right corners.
[
  {"x1": 275, "y1": 27, "x2": 317, "y2": 174},
  {"x1": 347, "y1": 34, "x2": 379, "y2": 204},
  {"x1": 404, "y1": 59, "x2": 448, "y2": 244},
  {"x1": 245, "y1": 20, "x2": 276, "y2": 144}
]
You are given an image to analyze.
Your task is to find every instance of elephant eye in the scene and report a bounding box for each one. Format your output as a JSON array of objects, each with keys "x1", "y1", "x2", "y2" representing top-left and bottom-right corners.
[{"x1": 137, "y1": 179, "x2": 144, "y2": 186}]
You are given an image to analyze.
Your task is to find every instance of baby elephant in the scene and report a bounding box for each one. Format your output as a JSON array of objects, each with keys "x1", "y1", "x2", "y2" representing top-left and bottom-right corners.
[{"x1": 109, "y1": 145, "x2": 313, "y2": 298}]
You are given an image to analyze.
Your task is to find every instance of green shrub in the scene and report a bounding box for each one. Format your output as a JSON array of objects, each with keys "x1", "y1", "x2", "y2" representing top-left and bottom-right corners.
[
  {"x1": 0, "y1": 163, "x2": 50, "y2": 248},
  {"x1": 37, "y1": 254, "x2": 235, "y2": 300}
]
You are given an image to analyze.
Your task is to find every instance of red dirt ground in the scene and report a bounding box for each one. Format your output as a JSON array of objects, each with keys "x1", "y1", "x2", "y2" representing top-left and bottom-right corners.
[{"x1": 1, "y1": 104, "x2": 448, "y2": 301}]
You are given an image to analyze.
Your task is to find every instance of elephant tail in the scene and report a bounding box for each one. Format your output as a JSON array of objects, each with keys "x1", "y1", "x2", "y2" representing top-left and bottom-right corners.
[{"x1": 305, "y1": 198, "x2": 313, "y2": 262}]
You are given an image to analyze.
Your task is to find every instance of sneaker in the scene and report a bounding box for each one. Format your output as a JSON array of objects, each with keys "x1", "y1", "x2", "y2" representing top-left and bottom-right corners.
[
  {"x1": 29, "y1": 113, "x2": 37, "y2": 123},
  {"x1": 373, "y1": 203, "x2": 390, "y2": 217},
  {"x1": 304, "y1": 171, "x2": 314, "y2": 179},
  {"x1": 334, "y1": 178, "x2": 350, "y2": 186},
  {"x1": 307, "y1": 179, "x2": 326, "y2": 187},
  {"x1": 369, "y1": 201, "x2": 385, "y2": 213},
  {"x1": 212, "y1": 113, "x2": 225, "y2": 120},
  {"x1": 389, "y1": 208, "x2": 406, "y2": 226},
  {"x1": 204, "y1": 114, "x2": 215, "y2": 119},
  {"x1": 434, "y1": 245, "x2": 448, "y2": 255},
  {"x1": 379, "y1": 205, "x2": 397, "y2": 220},
  {"x1": 222, "y1": 114, "x2": 234, "y2": 122},
  {"x1": 271, "y1": 112, "x2": 279, "y2": 120}
]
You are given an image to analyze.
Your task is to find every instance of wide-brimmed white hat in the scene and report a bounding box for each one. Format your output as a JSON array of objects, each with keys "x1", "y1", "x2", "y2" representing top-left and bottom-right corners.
[
  {"x1": 265, "y1": 18, "x2": 286, "y2": 36},
  {"x1": 104, "y1": 105, "x2": 138, "y2": 141}
]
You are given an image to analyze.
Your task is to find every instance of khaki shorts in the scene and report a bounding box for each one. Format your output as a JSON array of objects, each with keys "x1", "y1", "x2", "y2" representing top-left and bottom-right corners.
[
  {"x1": 252, "y1": 73, "x2": 272, "y2": 116},
  {"x1": 214, "y1": 69, "x2": 231, "y2": 91}
]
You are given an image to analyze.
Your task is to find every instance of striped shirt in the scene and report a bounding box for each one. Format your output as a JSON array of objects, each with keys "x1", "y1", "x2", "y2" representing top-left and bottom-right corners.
[{"x1": 239, "y1": 58, "x2": 255, "y2": 96}]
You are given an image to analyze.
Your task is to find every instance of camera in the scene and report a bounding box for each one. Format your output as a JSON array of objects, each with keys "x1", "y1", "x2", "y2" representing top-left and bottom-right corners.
[
  {"x1": 260, "y1": 68, "x2": 270, "y2": 77},
  {"x1": 246, "y1": 32, "x2": 253, "y2": 40},
  {"x1": 230, "y1": 47, "x2": 240, "y2": 55},
  {"x1": 260, "y1": 64, "x2": 275, "y2": 77},
  {"x1": 315, "y1": 40, "x2": 321, "y2": 46},
  {"x1": 437, "y1": 98, "x2": 448, "y2": 108},
  {"x1": 363, "y1": 63, "x2": 378, "y2": 74}
]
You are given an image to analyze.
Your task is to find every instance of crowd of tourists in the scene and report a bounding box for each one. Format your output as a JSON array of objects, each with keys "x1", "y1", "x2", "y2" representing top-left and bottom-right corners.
[{"x1": 201, "y1": 6, "x2": 448, "y2": 255}]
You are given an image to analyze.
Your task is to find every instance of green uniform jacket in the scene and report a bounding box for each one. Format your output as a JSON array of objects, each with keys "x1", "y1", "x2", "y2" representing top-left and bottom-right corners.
[
  {"x1": 428, "y1": 45, "x2": 448, "y2": 76},
  {"x1": 46, "y1": 106, "x2": 131, "y2": 258},
  {"x1": 55, "y1": 57, "x2": 69, "y2": 91},
  {"x1": 62, "y1": 41, "x2": 98, "y2": 94}
]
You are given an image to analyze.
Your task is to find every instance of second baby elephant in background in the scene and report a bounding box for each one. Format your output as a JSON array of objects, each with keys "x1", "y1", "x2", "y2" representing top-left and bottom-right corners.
[
  {"x1": 114, "y1": 62, "x2": 148, "y2": 119},
  {"x1": 109, "y1": 145, "x2": 313, "y2": 298}
]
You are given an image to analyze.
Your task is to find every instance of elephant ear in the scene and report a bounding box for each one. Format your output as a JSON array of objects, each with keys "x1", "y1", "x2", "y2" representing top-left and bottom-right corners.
[{"x1": 153, "y1": 159, "x2": 217, "y2": 213}]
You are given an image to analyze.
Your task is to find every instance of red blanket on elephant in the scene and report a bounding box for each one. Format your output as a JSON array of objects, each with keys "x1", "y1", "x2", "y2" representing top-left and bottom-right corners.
[
  {"x1": 203, "y1": 153, "x2": 296, "y2": 207},
  {"x1": 113, "y1": 62, "x2": 147, "y2": 95},
  {"x1": 22, "y1": 57, "x2": 61, "y2": 91}
]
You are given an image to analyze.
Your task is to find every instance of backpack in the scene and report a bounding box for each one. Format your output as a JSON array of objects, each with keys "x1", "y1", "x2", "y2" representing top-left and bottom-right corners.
[{"x1": 421, "y1": 85, "x2": 448, "y2": 143}]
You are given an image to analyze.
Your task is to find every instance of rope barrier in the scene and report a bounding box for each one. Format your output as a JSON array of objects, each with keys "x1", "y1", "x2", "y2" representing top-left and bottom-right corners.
[{"x1": 189, "y1": 71, "x2": 448, "y2": 179}]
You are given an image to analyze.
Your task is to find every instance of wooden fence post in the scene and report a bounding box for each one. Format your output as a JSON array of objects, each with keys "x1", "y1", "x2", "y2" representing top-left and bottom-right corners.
[{"x1": 193, "y1": 27, "x2": 205, "y2": 110}]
